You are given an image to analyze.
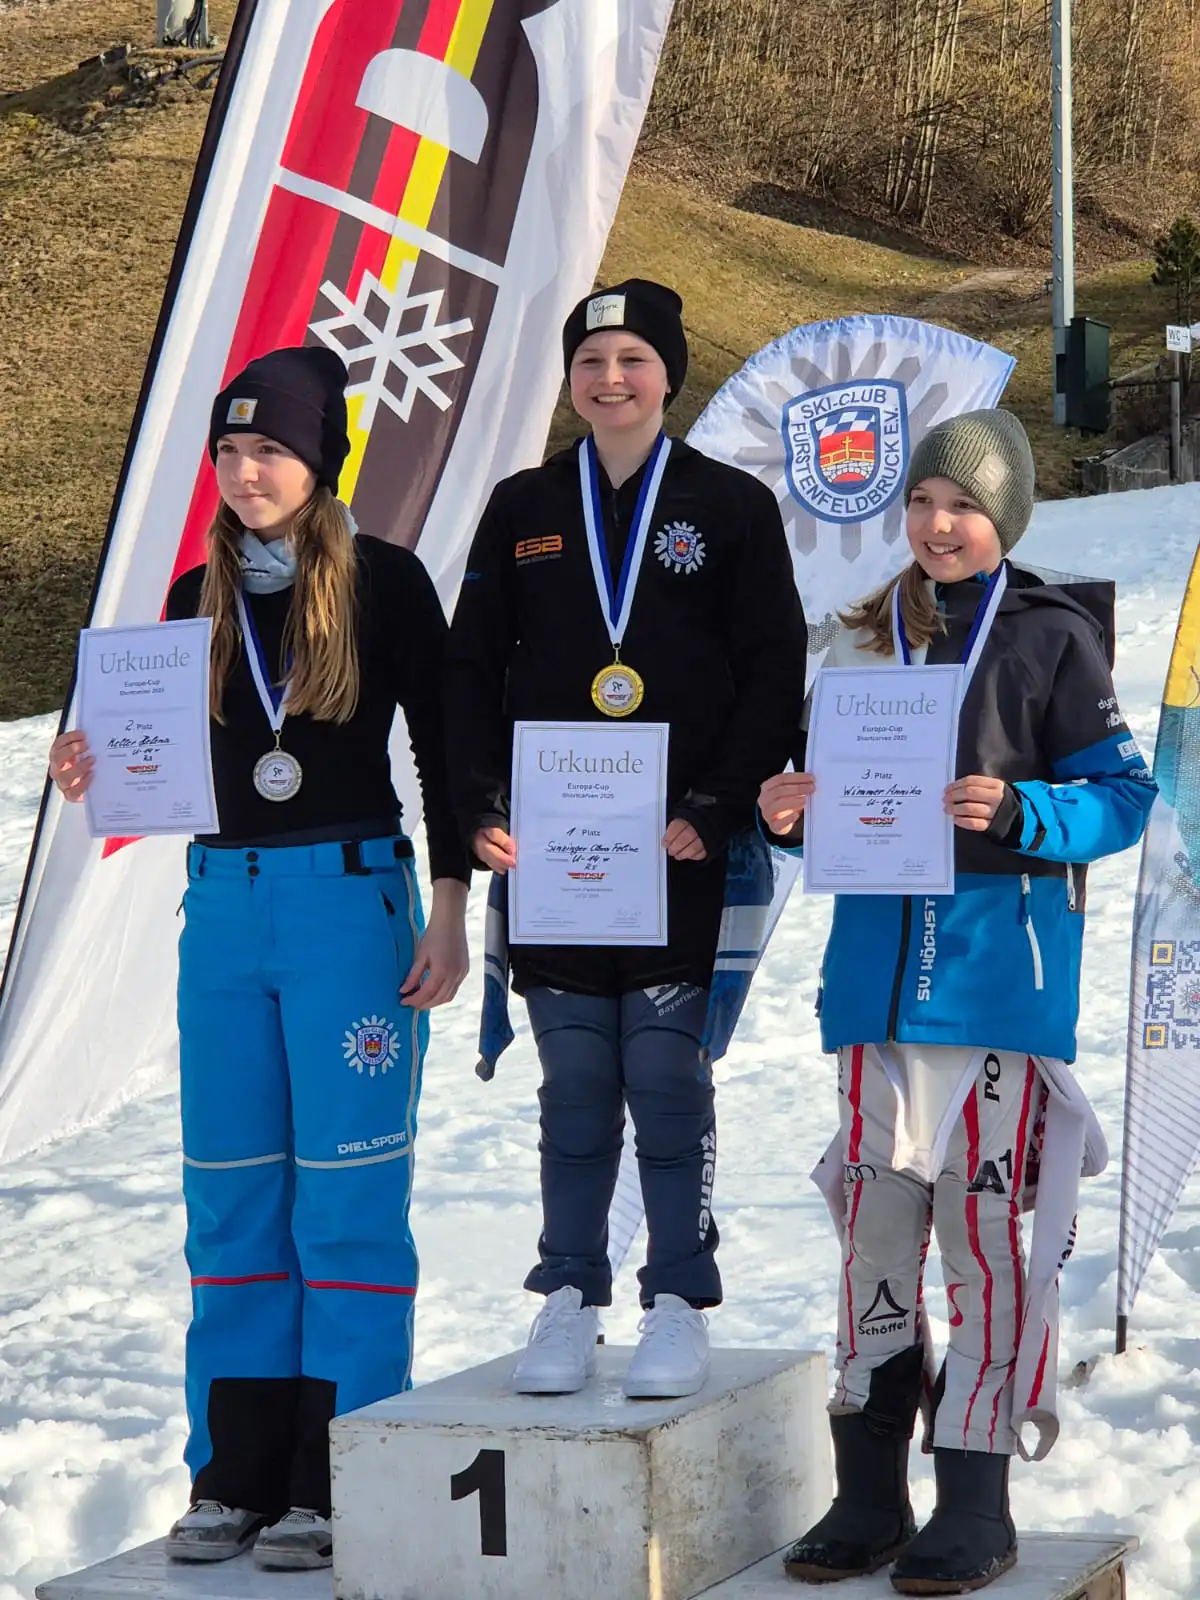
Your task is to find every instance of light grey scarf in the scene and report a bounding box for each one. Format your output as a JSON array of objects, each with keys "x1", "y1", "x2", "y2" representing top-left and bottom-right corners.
[
  {"x1": 237, "y1": 504, "x2": 358, "y2": 594},
  {"x1": 238, "y1": 531, "x2": 297, "y2": 594}
]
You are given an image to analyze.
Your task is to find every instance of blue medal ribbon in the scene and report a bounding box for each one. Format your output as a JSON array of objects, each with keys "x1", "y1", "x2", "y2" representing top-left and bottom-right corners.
[
  {"x1": 578, "y1": 431, "x2": 673, "y2": 651},
  {"x1": 891, "y1": 563, "x2": 1008, "y2": 691}
]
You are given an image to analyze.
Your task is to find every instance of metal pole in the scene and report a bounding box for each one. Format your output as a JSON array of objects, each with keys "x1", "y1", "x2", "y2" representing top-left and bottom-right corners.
[
  {"x1": 1171, "y1": 352, "x2": 1182, "y2": 482},
  {"x1": 1051, "y1": 0, "x2": 1076, "y2": 426},
  {"x1": 1115, "y1": 1314, "x2": 1127, "y2": 1356}
]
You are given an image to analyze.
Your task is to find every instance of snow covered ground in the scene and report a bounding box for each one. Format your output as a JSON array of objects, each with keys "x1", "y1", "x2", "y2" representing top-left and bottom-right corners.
[{"x1": 2, "y1": 485, "x2": 1200, "y2": 1599}]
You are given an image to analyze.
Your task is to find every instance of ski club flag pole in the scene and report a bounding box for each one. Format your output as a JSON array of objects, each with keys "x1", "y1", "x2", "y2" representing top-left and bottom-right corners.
[
  {"x1": 603, "y1": 314, "x2": 1018, "y2": 1276},
  {"x1": 1118, "y1": 544, "x2": 1200, "y2": 1352},
  {"x1": 0, "y1": 0, "x2": 676, "y2": 1163}
]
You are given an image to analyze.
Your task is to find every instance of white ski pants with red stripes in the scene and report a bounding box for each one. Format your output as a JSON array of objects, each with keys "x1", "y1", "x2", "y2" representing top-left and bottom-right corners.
[{"x1": 834, "y1": 1043, "x2": 1044, "y2": 1456}]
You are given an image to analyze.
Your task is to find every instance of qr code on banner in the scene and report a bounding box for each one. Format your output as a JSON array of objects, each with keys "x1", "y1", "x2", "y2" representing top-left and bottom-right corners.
[{"x1": 1144, "y1": 941, "x2": 1200, "y2": 1048}]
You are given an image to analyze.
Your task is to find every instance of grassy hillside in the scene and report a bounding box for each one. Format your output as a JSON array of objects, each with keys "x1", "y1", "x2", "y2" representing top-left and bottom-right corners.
[{"x1": 0, "y1": 6, "x2": 1181, "y2": 717}]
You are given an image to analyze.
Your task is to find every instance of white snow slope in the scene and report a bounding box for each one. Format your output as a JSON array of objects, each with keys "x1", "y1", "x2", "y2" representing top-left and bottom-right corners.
[{"x1": 2, "y1": 485, "x2": 1200, "y2": 1598}]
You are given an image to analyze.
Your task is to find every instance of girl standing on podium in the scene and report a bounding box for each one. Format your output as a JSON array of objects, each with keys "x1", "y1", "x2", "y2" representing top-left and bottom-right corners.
[
  {"x1": 758, "y1": 409, "x2": 1154, "y2": 1593},
  {"x1": 48, "y1": 347, "x2": 470, "y2": 1571},
  {"x1": 444, "y1": 279, "x2": 807, "y2": 1399}
]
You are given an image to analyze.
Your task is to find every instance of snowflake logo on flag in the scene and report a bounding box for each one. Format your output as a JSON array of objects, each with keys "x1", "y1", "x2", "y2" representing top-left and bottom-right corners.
[
  {"x1": 654, "y1": 521, "x2": 706, "y2": 574},
  {"x1": 343, "y1": 1015, "x2": 400, "y2": 1078},
  {"x1": 310, "y1": 259, "x2": 473, "y2": 429}
]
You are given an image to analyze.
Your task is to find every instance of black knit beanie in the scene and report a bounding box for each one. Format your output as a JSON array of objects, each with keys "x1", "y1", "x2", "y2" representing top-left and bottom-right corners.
[
  {"x1": 209, "y1": 346, "x2": 351, "y2": 492},
  {"x1": 562, "y1": 279, "x2": 688, "y2": 406},
  {"x1": 904, "y1": 408, "x2": 1036, "y2": 554}
]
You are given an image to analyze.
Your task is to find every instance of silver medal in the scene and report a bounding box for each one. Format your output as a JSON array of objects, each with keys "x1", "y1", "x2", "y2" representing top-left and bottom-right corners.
[{"x1": 253, "y1": 748, "x2": 303, "y2": 802}]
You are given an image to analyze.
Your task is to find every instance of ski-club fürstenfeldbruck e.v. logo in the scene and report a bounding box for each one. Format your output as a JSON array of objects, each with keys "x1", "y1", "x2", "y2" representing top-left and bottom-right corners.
[
  {"x1": 654, "y1": 521, "x2": 706, "y2": 573},
  {"x1": 343, "y1": 1016, "x2": 400, "y2": 1077},
  {"x1": 782, "y1": 380, "x2": 909, "y2": 525}
]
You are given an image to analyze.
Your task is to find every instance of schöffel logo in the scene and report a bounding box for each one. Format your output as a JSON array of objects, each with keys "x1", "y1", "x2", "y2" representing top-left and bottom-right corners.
[
  {"x1": 515, "y1": 535, "x2": 563, "y2": 561},
  {"x1": 783, "y1": 381, "x2": 908, "y2": 524}
]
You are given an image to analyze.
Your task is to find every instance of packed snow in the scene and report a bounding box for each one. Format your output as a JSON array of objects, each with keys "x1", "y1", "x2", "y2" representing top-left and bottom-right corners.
[{"x1": 2, "y1": 485, "x2": 1200, "y2": 1599}]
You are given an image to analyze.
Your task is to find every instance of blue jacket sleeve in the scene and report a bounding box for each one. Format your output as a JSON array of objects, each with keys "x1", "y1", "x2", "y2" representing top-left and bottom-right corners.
[{"x1": 1012, "y1": 622, "x2": 1156, "y2": 864}]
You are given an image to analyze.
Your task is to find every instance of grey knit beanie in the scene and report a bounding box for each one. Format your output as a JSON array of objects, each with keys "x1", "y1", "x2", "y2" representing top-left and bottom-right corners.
[{"x1": 904, "y1": 408, "x2": 1035, "y2": 553}]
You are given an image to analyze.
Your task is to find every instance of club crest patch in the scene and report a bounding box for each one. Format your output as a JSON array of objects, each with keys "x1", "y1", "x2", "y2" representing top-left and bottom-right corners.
[
  {"x1": 226, "y1": 397, "x2": 258, "y2": 425},
  {"x1": 782, "y1": 380, "x2": 908, "y2": 525},
  {"x1": 343, "y1": 1015, "x2": 401, "y2": 1077},
  {"x1": 654, "y1": 521, "x2": 706, "y2": 574}
]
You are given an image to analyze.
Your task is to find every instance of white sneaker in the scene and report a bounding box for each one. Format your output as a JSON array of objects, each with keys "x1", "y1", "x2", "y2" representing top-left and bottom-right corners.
[
  {"x1": 511, "y1": 1285, "x2": 600, "y2": 1394},
  {"x1": 166, "y1": 1501, "x2": 265, "y2": 1562},
  {"x1": 253, "y1": 1507, "x2": 333, "y2": 1570},
  {"x1": 623, "y1": 1294, "x2": 710, "y2": 1398}
]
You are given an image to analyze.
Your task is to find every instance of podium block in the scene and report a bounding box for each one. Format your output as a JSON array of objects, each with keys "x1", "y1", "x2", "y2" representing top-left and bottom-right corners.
[
  {"x1": 330, "y1": 1345, "x2": 828, "y2": 1600},
  {"x1": 697, "y1": 1533, "x2": 1137, "y2": 1599}
]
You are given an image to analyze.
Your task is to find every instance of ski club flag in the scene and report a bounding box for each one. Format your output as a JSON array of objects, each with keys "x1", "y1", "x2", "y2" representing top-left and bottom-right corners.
[
  {"x1": 601, "y1": 313, "x2": 1019, "y2": 1278},
  {"x1": 688, "y1": 313, "x2": 1016, "y2": 658},
  {"x1": 0, "y1": 0, "x2": 676, "y2": 1163},
  {"x1": 1118, "y1": 543, "x2": 1200, "y2": 1345}
]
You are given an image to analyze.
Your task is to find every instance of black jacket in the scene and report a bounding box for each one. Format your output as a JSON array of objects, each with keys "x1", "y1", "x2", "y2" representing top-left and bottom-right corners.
[
  {"x1": 445, "y1": 437, "x2": 808, "y2": 993},
  {"x1": 168, "y1": 535, "x2": 468, "y2": 883}
]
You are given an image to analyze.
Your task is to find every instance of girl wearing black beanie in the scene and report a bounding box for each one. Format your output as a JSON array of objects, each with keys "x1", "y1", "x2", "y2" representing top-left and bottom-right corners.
[
  {"x1": 49, "y1": 345, "x2": 470, "y2": 1571},
  {"x1": 445, "y1": 282, "x2": 808, "y2": 1399}
]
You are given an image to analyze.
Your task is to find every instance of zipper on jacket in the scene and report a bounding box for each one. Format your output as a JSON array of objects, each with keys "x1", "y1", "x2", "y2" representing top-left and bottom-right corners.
[
  {"x1": 1066, "y1": 864, "x2": 1078, "y2": 911},
  {"x1": 1020, "y1": 874, "x2": 1045, "y2": 991},
  {"x1": 886, "y1": 896, "x2": 913, "y2": 1040}
]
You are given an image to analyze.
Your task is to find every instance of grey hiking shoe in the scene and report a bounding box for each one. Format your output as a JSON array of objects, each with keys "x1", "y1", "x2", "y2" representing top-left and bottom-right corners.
[
  {"x1": 254, "y1": 1507, "x2": 333, "y2": 1570},
  {"x1": 166, "y1": 1500, "x2": 266, "y2": 1562}
]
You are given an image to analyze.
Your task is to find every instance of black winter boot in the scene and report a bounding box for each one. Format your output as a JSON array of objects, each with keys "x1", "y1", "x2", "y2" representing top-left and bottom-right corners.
[
  {"x1": 890, "y1": 1448, "x2": 1017, "y2": 1594},
  {"x1": 784, "y1": 1346, "x2": 922, "y2": 1583}
]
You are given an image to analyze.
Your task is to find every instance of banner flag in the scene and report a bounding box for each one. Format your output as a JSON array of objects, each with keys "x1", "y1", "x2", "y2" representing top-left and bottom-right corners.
[
  {"x1": 0, "y1": 0, "x2": 676, "y2": 1163},
  {"x1": 606, "y1": 313, "x2": 1016, "y2": 1275},
  {"x1": 1118, "y1": 542, "x2": 1200, "y2": 1343}
]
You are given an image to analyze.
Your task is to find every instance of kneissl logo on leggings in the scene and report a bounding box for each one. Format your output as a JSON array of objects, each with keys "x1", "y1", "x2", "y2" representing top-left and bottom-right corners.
[{"x1": 343, "y1": 1015, "x2": 400, "y2": 1077}]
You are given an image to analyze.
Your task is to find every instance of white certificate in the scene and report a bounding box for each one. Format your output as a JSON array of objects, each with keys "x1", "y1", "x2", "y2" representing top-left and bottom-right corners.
[
  {"x1": 804, "y1": 664, "x2": 963, "y2": 895},
  {"x1": 509, "y1": 721, "x2": 669, "y2": 946},
  {"x1": 77, "y1": 618, "x2": 219, "y2": 839}
]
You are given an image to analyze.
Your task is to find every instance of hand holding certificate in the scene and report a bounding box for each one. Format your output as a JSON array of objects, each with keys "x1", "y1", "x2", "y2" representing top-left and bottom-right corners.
[
  {"x1": 509, "y1": 721, "x2": 669, "y2": 945},
  {"x1": 76, "y1": 619, "x2": 219, "y2": 838},
  {"x1": 804, "y1": 664, "x2": 963, "y2": 895}
]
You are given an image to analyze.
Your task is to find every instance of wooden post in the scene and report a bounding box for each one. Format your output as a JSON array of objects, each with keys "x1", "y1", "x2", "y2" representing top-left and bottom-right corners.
[{"x1": 1171, "y1": 351, "x2": 1183, "y2": 483}]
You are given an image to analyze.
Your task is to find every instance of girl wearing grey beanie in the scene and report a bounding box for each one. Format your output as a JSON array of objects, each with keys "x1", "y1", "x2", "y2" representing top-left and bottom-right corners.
[{"x1": 758, "y1": 408, "x2": 1155, "y2": 1593}]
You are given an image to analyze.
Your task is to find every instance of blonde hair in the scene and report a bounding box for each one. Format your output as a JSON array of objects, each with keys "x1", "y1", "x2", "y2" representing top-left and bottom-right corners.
[
  {"x1": 839, "y1": 561, "x2": 946, "y2": 656},
  {"x1": 199, "y1": 486, "x2": 360, "y2": 723}
]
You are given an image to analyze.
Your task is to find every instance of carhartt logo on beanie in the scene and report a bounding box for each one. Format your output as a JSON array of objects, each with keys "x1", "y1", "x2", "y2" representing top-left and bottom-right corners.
[
  {"x1": 209, "y1": 346, "x2": 351, "y2": 491},
  {"x1": 562, "y1": 278, "x2": 688, "y2": 406},
  {"x1": 904, "y1": 408, "x2": 1036, "y2": 553}
]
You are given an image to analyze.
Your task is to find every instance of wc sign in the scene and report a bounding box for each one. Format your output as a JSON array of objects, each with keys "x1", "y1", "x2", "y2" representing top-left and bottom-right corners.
[{"x1": 1166, "y1": 324, "x2": 1193, "y2": 354}]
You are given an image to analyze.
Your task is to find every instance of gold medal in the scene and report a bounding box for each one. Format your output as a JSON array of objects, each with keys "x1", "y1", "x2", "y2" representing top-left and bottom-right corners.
[{"x1": 591, "y1": 661, "x2": 645, "y2": 718}]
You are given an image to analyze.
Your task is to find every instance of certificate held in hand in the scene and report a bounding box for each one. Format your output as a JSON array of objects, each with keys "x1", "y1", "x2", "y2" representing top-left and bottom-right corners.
[
  {"x1": 77, "y1": 617, "x2": 219, "y2": 839},
  {"x1": 509, "y1": 721, "x2": 669, "y2": 945},
  {"x1": 804, "y1": 664, "x2": 963, "y2": 895}
]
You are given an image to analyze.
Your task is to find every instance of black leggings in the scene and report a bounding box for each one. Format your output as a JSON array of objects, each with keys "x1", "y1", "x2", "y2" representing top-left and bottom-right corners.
[{"x1": 523, "y1": 985, "x2": 720, "y2": 1310}]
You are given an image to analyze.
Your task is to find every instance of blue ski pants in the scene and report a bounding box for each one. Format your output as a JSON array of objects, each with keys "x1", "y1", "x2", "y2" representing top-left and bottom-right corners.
[
  {"x1": 523, "y1": 985, "x2": 721, "y2": 1310},
  {"x1": 177, "y1": 835, "x2": 426, "y2": 1516}
]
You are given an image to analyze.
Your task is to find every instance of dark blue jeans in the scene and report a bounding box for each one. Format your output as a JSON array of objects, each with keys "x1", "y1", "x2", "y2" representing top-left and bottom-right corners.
[{"x1": 523, "y1": 985, "x2": 721, "y2": 1310}]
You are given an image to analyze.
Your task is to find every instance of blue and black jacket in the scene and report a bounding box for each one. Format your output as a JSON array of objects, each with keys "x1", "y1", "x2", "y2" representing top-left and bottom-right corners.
[{"x1": 779, "y1": 563, "x2": 1155, "y2": 1063}]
